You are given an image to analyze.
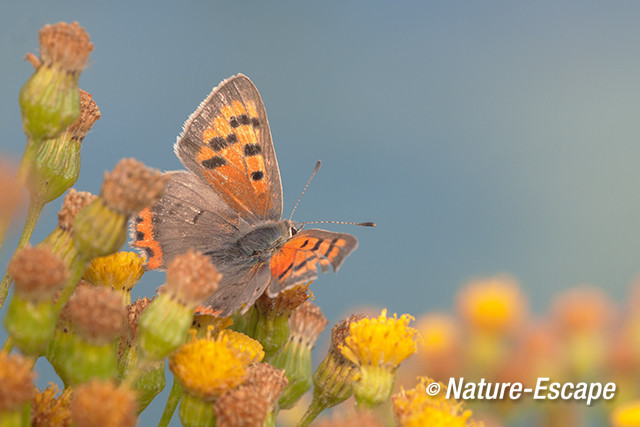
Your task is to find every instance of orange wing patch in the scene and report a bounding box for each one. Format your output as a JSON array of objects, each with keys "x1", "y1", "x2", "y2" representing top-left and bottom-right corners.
[
  {"x1": 270, "y1": 233, "x2": 356, "y2": 286},
  {"x1": 132, "y1": 207, "x2": 163, "y2": 269},
  {"x1": 196, "y1": 100, "x2": 270, "y2": 217}
]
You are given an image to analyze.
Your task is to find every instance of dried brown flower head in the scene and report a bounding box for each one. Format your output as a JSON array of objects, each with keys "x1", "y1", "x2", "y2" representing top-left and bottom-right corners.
[
  {"x1": 101, "y1": 158, "x2": 168, "y2": 216},
  {"x1": 8, "y1": 246, "x2": 68, "y2": 300},
  {"x1": 38, "y1": 22, "x2": 93, "y2": 73},
  {"x1": 58, "y1": 189, "x2": 97, "y2": 232},
  {"x1": 256, "y1": 283, "x2": 311, "y2": 316},
  {"x1": 66, "y1": 286, "x2": 125, "y2": 343},
  {"x1": 214, "y1": 385, "x2": 269, "y2": 427},
  {"x1": 330, "y1": 314, "x2": 365, "y2": 364},
  {"x1": 165, "y1": 250, "x2": 221, "y2": 304},
  {"x1": 65, "y1": 89, "x2": 101, "y2": 141},
  {"x1": 289, "y1": 301, "x2": 328, "y2": 347},
  {"x1": 243, "y1": 363, "x2": 289, "y2": 406},
  {"x1": 32, "y1": 383, "x2": 72, "y2": 427},
  {"x1": 0, "y1": 351, "x2": 35, "y2": 411},
  {"x1": 70, "y1": 380, "x2": 136, "y2": 427}
]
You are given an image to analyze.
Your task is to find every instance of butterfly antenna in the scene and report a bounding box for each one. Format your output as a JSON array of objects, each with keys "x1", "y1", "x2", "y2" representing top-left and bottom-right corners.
[
  {"x1": 289, "y1": 160, "x2": 322, "y2": 221},
  {"x1": 297, "y1": 220, "x2": 376, "y2": 227}
]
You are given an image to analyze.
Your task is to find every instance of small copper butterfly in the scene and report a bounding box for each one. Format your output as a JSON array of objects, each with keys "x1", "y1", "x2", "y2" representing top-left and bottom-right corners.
[{"x1": 132, "y1": 74, "x2": 369, "y2": 316}]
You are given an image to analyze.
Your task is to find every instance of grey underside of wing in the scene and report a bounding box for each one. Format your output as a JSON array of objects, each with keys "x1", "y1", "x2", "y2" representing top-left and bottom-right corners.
[
  {"x1": 204, "y1": 263, "x2": 271, "y2": 316},
  {"x1": 152, "y1": 171, "x2": 249, "y2": 265}
]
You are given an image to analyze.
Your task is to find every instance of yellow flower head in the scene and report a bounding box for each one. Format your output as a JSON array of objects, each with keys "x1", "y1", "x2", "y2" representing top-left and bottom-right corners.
[
  {"x1": 340, "y1": 309, "x2": 419, "y2": 369},
  {"x1": 612, "y1": 400, "x2": 640, "y2": 427},
  {"x1": 416, "y1": 313, "x2": 459, "y2": 356},
  {"x1": 84, "y1": 251, "x2": 145, "y2": 293},
  {"x1": 392, "y1": 377, "x2": 483, "y2": 427},
  {"x1": 215, "y1": 329, "x2": 265, "y2": 365},
  {"x1": 457, "y1": 276, "x2": 526, "y2": 334},
  {"x1": 170, "y1": 330, "x2": 264, "y2": 400}
]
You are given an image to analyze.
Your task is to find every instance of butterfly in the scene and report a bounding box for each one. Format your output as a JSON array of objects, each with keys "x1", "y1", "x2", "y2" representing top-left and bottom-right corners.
[{"x1": 132, "y1": 74, "x2": 369, "y2": 316}]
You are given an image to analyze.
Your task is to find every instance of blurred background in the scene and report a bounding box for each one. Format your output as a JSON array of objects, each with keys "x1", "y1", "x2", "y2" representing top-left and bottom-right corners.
[{"x1": 2, "y1": 1, "x2": 640, "y2": 425}]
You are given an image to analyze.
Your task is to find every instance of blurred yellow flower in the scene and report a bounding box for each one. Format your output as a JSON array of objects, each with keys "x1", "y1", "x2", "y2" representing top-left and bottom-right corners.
[
  {"x1": 611, "y1": 400, "x2": 640, "y2": 427},
  {"x1": 392, "y1": 377, "x2": 483, "y2": 427},
  {"x1": 457, "y1": 276, "x2": 526, "y2": 334}
]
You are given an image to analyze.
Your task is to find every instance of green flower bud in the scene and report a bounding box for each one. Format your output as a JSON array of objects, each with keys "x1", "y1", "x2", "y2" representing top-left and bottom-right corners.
[
  {"x1": 73, "y1": 198, "x2": 128, "y2": 260},
  {"x1": 179, "y1": 392, "x2": 215, "y2": 427},
  {"x1": 0, "y1": 352, "x2": 35, "y2": 427},
  {"x1": 138, "y1": 293, "x2": 194, "y2": 361},
  {"x1": 271, "y1": 302, "x2": 327, "y2": 409},
  {"x1": 29, "y1": 90, "x2": 100, "y2": 203},
  {"x1": 19, "y1": 22, "x2": 93, "y2": 142},
  {"x1": 5, "y1": 246, "x2": 68, "y2": 355},
  {"x1": 252, "y1": 283, "x2": 310, "y2": 360},
  {"x1": 57, "y1": 286, "x2": 124, "y2": 385}
]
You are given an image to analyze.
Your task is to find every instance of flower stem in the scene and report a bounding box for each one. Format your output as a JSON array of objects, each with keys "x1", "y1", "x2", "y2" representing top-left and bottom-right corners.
[
  {"x1": 0, "y1": 193, "x2": 46, "y2": 308},
  {"x1": 158, "y1": 377, "x2": 182, "y2": 427},
  {"x1": 297, "y1": 398, "x2": 325, "y2": 427}
]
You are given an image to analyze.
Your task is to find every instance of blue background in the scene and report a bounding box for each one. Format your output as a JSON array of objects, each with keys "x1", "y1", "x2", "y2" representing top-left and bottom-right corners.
[{"x1": 2, "y1": 1, "x2": 640, "y2": 424}]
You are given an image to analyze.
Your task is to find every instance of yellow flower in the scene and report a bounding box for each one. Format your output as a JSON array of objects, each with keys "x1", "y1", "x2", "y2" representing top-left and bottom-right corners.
[
  {"x1": 457, "y1": 276, "x2": 526, "y2": 334},
  {"x1": 215, "y1": 329, "x2": 265, "y2": 365},
  {"x1": 170, "y1": 330, "x2": 263, "y2": 400},
  {"x1": 340, "y1": 309, "x2": 418, "y2": 369},
  {"x1": 392, "y1": 377, "x2": 483, "y2": 427},
  {"x1": 611, "y1": 400, "x2": 640, "y2": 427},
  {"x1": 84, "y1": 251, "x2": 145, "y2": 294},
  {"x1": 339, "y1": 309, "x2": 419, "y2": 408}
]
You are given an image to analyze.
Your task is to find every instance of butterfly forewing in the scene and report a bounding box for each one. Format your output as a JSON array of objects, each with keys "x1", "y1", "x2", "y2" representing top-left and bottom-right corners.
[{"x1": 175, "y1": 74, "x2": 282, "y2": 222}]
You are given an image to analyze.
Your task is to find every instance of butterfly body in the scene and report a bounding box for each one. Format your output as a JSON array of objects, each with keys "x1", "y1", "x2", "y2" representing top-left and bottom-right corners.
[{"x1": 132, "y1": 74, "x2": 360, "y2": 316}]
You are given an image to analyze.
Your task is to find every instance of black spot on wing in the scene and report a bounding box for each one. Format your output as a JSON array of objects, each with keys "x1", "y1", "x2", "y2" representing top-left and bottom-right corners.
[
  {"x1": 243, "y1": 144, "x2": 262, "y2": 156},
  {"x1": 208, "y1": 136, "x2": 229, "y2": 151},
  {"x1": 135, "y1": 231, "x2": 145, "y2": 241},
  {"x1": 202, "y1": 156, "x2": 226, "y2": 169},
  {"x1": 251, "y1": 171, "x2": 264, "y2": 181}
]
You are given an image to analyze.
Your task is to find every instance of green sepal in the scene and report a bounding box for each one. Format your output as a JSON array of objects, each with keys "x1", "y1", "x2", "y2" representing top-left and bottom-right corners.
[
  {"x1": 138, "y1": 294, "x2": 193, "y2": 361},
  {"x1": 73, "y1": 198, "x2": 127, "y2": 260},
  {"x1": 4, "y1": 295, "x2": 56, "y2": 356},
  {"x1": 271, "y1": 338, "x2": 312, "y2": 409},
  {"x1": 59, "y1": 332, "x2": 118, "y2": 386},
  {"x1": 178, "y1": 392, "x2": 216, "y2": 427},
  {"x1": 30, "y1": 136, "x2": 81, "y2": 203},
  {"x1": 19, "y1": 66, "x2": 79, "y2": 142},
  {"x1": 352, "y1": 365, "x2": 395, "y2": 410}
]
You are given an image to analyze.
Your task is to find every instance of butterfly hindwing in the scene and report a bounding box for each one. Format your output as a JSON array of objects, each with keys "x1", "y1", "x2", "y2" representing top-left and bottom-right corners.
[
  {"x1": 175, "y1": 74, "x2": 282, "y2": 222},
  {"x1": 268, "y1": 229, "x2": 358, "y2": 297},
  {"x1": 131, "y1": 171, "x2": 250, "y2": 270}
]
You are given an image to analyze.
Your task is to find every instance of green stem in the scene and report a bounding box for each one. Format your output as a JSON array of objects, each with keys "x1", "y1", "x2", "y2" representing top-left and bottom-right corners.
[
  {"x1": 297, "y1": 398, "x2": 326, "y2": 427},
  {"x1": 52, "y1": 255, "x2": 86, "y2": 313},
  {"x1": 158, "y1": 377, "x2": 182, "y2": 427},
  {"x1": 0, "y1": 193, "x2": 46, "y2": 309},
  {"x1": 16, "y1": 138, "x2": 41, "y2": 186},
  {"x1": 1, "y1": 336, "x2": 14, "y2": 353},
  {"x1": 0, "y1": 217, "x2": 10, "y2": 252}
]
